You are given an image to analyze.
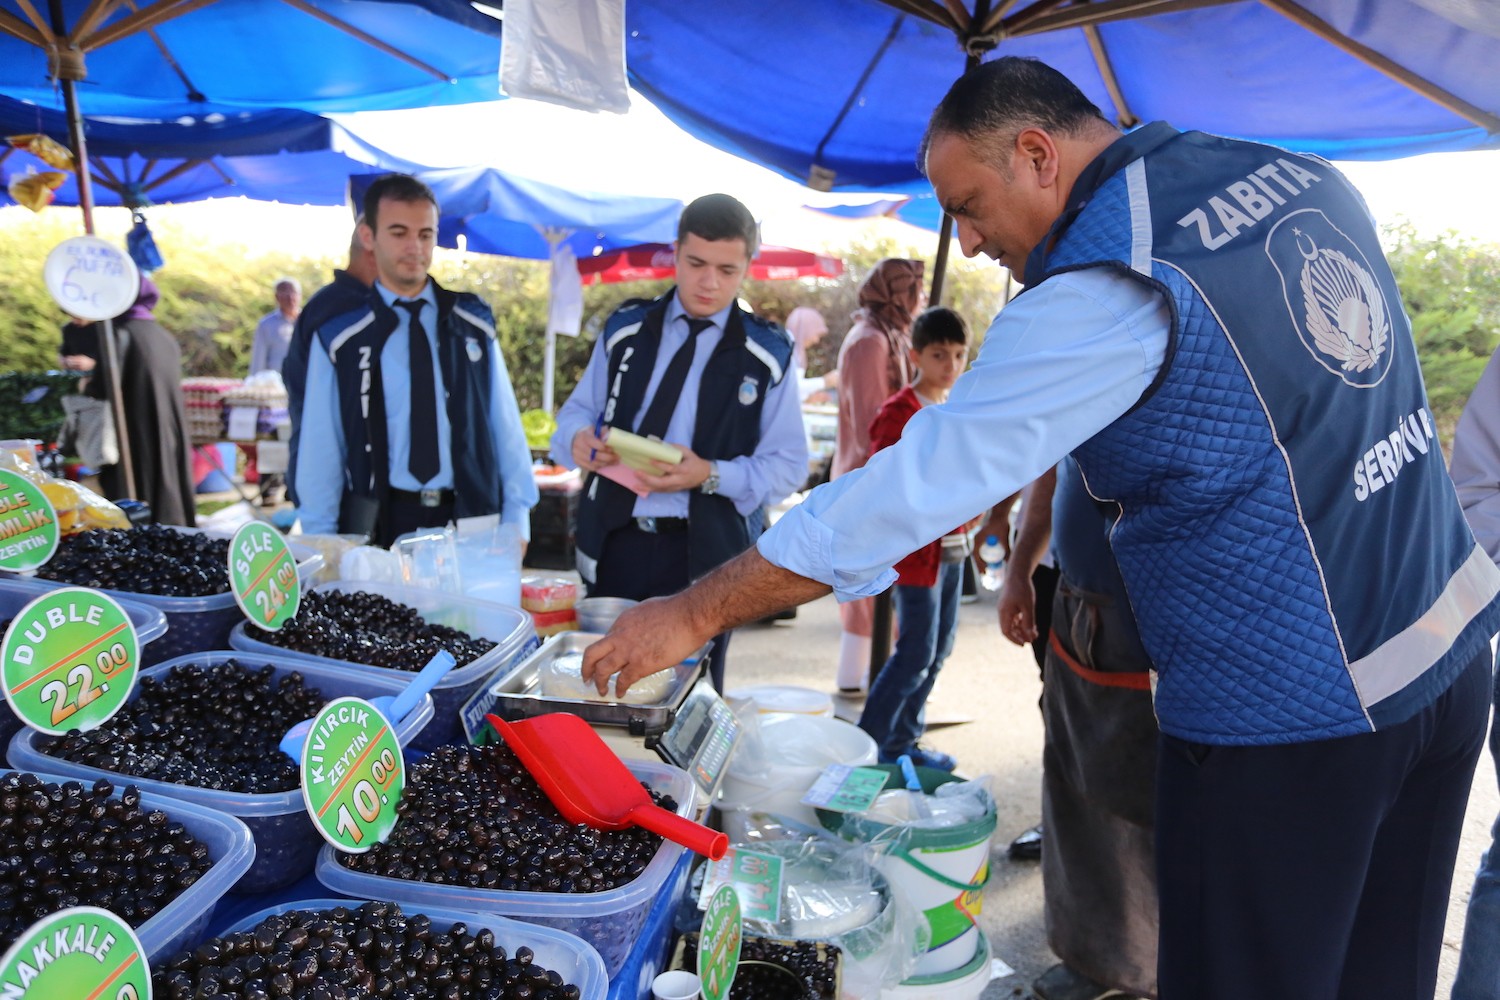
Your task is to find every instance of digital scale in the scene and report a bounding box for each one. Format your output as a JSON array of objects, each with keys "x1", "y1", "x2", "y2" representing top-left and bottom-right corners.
[{"x1": 463, "y1": 633, "x2": 743, "y2": 811}]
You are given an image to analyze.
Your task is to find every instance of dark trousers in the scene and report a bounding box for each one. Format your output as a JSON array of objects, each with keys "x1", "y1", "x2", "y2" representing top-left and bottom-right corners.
[
  {"x1": 376, "y1": 496, "x2": 454, "y2": 548},
  {"x1": 1155, "y1": 648, "x2": 1491, "y2": 1000},
  {"x1": 590, "y1": 523, "x2": 731, "y2": 692}
]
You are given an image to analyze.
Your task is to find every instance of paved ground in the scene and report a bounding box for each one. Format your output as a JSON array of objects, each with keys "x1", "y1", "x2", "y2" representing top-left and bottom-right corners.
[{"x1": 723, "y1": 583, "x2": 1499, "y2": 1000}]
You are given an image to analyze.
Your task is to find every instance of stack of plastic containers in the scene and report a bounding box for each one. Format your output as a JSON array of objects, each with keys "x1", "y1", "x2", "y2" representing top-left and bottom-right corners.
[
  {"x1": 228, "y1": 579, "x2": 536, "y2": 748},
  {"x1": 316, "y1": 756, "x2": 696, "y2": 976},
  {"x1": 7, "y1": 651, "x2": 434, "y2": 893},
  {"x1": 216, "y1": 899, "x2": 608, "y2": 1000},
  {"x1": 2, "y1": 526, "x2": 323, "y2": 664},
  {"x1": 0, "y1": 577, "x2": 168, "y2": 749},
  {"x1": 0, "y1": 767, "x2": 255, "y2": 962}
]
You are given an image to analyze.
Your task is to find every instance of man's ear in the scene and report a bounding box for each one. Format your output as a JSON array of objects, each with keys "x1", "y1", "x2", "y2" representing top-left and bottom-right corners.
[
  {"x1": 358, "y1": 223, "x2": 375, "y2": 253},
  {"x1": 1014, "y1": 126, "x2": 1061, "y2": 190}
]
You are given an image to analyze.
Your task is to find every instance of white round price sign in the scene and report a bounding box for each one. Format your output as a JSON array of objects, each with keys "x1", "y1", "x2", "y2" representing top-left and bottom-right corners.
[{"x1": 43, "y1": 236, "x2": 140, "y2": 322}]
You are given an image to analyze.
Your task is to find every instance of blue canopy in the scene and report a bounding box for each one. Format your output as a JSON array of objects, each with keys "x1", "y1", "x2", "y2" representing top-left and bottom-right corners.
[
  {"x1": 1, "y1": 99, "x2": 417, "y2": 207},
  {"x1": 0, "y1": 0, "x2": 504, "y2": 115},
  {"x1": 624, "y1": 0, "x2": 1500, "y2": 192},
  {"x1": 349, "y1": 167, "x2": 684, "y2": 260}
]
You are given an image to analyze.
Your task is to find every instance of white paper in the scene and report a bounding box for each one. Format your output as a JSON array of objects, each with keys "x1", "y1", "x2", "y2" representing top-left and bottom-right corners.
[
  {"x1": 548, "y1": 242, "x2": 583, "y2": 337},
  {"x1": 226, "y1": 406, "x2": 259, "y2": 441}
]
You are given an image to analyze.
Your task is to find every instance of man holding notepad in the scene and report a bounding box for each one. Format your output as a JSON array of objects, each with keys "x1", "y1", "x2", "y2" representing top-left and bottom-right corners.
[{"x1": 550, "y1": 193, "x2": 809, "y2": 691}]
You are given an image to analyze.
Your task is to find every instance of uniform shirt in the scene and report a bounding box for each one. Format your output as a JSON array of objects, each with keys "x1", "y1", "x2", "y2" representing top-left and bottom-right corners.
[
  {"x1": 552, "y1": 292, "x2": 808, "y2": 519},
  {"x1": 296, "y1": 279, "x2": 537, "y2": 538},
  {"x1": 250, "y1": 310, "x2": 295, "y2": 375},
  {"x1": 760, "y1": 268, "x2": 1170, "y2": 595}
]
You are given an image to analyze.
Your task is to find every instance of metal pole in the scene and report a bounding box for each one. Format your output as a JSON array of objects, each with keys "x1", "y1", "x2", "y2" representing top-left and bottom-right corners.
[{"x1": 543, "y1": 329, "x2": 557, "y2": 414}]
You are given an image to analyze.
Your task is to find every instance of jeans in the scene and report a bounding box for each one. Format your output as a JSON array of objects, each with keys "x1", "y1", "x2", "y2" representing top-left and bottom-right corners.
[
  {"x1": 1452, "y1": 654, "x2": 1500, "y2": 1000},
  {"x1": 859, "y1": 560, "x2": 962, "y2": 757}
]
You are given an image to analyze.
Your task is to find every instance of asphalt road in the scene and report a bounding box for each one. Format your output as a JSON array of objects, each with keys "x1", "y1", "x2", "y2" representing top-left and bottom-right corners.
[{"x1": 724, "y1": 584, "x2": 1500, "y2": 1000}]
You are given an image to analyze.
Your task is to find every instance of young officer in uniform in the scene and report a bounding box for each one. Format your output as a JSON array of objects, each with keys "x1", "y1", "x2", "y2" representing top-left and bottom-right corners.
[{"x1": 551, "y1": 193, "x2": 808, "y2": 691}]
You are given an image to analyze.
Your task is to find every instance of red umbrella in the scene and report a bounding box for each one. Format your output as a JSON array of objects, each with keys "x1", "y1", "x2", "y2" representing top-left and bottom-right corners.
[{"x1": 578, "y1": 243, "x2": 844, "y2": 285}]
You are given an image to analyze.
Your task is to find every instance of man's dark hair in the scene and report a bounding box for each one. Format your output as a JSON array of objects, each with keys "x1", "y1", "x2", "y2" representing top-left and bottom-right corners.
[
  {"x1": 911, "y1": 306, "x2": 969, "y2": 351},
  {"x1": 678, "y1": 193, "x2": 759, "y2": 258},
  {"x1": 919, "y1": 57, "x2": 1111, "y2": 173},
  {"x1": 362, "y1": 174, "x2": 439, "y2": 230}
]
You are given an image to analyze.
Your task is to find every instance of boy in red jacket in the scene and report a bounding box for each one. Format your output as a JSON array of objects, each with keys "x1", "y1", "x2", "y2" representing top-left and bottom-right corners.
[{"x1": 858, "y1": 307, "x2": 971, "y2": 771}]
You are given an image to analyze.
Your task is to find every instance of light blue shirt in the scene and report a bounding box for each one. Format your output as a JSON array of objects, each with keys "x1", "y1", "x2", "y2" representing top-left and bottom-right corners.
[
  {"x1": 551, "y1": 292, "x2": 809, "y2": 518},
  {"x1": 296, "y1": 278, "x2": 537, "y2": 538},
  {"x1": 760, "y1": 269, "x2": 1170, "y2": 598}
]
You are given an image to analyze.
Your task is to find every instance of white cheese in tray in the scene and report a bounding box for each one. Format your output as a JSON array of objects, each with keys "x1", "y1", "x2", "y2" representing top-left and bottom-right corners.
[{"x1": 538, "y1": 650, "x2": 675, "y2": 704}]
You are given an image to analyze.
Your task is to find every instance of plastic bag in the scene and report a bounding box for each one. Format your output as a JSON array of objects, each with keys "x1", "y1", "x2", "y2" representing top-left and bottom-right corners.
[
  {"x1": 6, "y1": 133, "x2": 74, "y2": 170},
  {"x1": 865, "y1": 774, "x2": 995, "y2": 830},
  {"x1": 7, "y1": 171, "x2": 65, "y2": 212}
]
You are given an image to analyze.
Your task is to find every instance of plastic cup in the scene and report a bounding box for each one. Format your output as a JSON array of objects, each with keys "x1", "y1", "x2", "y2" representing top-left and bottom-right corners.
[{"x1": 651, "y1": 970, "x2": 701, "y2": 1000}]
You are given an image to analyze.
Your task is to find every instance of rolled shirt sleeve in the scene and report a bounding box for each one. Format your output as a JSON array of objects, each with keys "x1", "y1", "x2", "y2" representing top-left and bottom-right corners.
[{"x1": 759, "y1": 269, "x2": 1171, "y2": 600}]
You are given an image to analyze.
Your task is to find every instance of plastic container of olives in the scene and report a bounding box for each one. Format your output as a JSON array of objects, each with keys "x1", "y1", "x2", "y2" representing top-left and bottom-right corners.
[
  {"x1": 7, "y1": 651, "x2": 433, "y2": 894},
  {"x1": 0, "y1": 768, "x2": 255, "y2": 963},
  {"x1": 217, "y1": 898, "x2": 608, "y2": 1000},
  {"x1": 314, "y1": 758, "x2": 697, "y2": 976},
  {"x1": 228, "y1": 579, "x2": 537, "y2": 749},
  {"x1": 4, "y1": 525, "x2": 324, "y2": 665},
  {"x1": 0, "y1": 577, "x2": 169, "y2": 751}
]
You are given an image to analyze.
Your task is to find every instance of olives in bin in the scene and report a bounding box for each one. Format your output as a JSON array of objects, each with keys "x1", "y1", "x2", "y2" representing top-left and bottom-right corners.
[
  {"x1": 0, "y1": 771, "x2": 213, "y2": 951},
  {"x1": 339, "y1": 742, "x2": 675, "y2": 894},
  {"x1": 154, "y1": 900, "x2": 584, "y2": 1000},
  {"x1": 247, "y1": 589, "x2": 496, "y2": 670},
  {"x1": 37, "y1": 524, "x2": 230, "y2": 596},
  {"x1": 40, "y1": 660, "x2": 327, "y2": 793}
]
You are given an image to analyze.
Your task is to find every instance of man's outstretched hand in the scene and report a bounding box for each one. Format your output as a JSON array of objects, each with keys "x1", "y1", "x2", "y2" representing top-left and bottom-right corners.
[{"x1": 582, "y1": 596, "x2": 712, "y2": 697}]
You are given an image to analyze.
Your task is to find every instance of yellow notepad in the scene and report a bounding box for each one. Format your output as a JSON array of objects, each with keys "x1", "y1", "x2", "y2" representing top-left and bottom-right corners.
[{"x1": 605, "y1": 427, "x2": 684, "y2": 472}]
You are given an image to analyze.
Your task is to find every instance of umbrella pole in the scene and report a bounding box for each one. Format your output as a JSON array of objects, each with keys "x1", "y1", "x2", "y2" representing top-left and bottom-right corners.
[
  {"x1": 543, "y1": 329, "x2": 557, "y2": 413},
  {"x1": 48, "y1": 0, "x2": 137, "y2": 501}
]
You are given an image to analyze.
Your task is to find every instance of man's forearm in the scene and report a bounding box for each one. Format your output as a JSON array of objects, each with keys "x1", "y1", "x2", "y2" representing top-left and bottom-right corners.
[
  {"x1": 1008, "y1": 466, "x2": 1058, "y2": 576},
  {"x1": 684, "y1": 547, "x2": 831, "y2": 634}
]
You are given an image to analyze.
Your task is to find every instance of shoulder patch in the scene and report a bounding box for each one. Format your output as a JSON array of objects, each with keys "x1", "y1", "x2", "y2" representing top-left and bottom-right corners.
[
  {"x1": 742, "y1": 315, "x2": 795, "y2": 384},
  {"x1": 325, "y1": 309, "x2": 376, "y2": 361},
  {"x1": 453, "y1": 297, "x2": 497, "y2": 340}
]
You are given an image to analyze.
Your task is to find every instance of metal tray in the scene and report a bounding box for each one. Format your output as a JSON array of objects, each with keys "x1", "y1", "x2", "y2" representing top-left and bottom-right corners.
[{"x1": 483, "y1": 632, "x2": 707, "y2": 736}]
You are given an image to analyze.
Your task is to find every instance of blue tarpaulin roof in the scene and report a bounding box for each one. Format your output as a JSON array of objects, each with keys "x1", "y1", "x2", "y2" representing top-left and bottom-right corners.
[{"x1": 623, "y1": 0, "x2": 1500, "y2": 193}]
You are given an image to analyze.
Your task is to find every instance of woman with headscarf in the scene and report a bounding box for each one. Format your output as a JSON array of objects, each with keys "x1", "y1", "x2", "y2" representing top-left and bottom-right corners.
[
  {"x1": 831, "y1": 257, "x2": 925, "y2": 692},
  {"x1": 786, "y1": 305, "x2": 838, "y2": 402},
  {"x1": 79, "y1": 276, "x2": 197, "y2": 526}
]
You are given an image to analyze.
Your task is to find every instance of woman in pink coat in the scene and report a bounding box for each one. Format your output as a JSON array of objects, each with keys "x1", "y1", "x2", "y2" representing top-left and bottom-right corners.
[{"x1": 831, "y1": 257, "x2": 925, "y2": 691}]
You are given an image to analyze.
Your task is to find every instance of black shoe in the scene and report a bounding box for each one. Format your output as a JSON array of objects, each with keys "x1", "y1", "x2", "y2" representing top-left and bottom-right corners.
[
  {"x1": 1033, "y1": 963, "x2": 1131, "y2": 1000},
  {"x1": 1008, "y1": 823, "x2": 1042, "y2": 861}
]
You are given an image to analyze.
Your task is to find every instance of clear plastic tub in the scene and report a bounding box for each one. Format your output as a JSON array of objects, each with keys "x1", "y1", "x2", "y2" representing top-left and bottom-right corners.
[
  {"x1": 0, "y1": 767, "x2": 255, "y2": 962},
  {"x1": 6, "y1": 650, "x2": 433, "y2": 894},
  {"x1": 214, "y1": 897, "x2": 607, "y2": 1000},
  {"x1": 0, "y1": 576, "x2": 169, "y2": 750},
  {"x1": 315, "y1": 757, "x2": 697, "y2": 976},
  {"x1": 2, "y1": 526, "x2": 323, "y2": 665},
  {"x1": 228, "y1": 579, "x2": 536, "y2": 749}
]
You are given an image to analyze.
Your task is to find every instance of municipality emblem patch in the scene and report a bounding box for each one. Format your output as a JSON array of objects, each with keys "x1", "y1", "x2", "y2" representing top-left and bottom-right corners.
[
  {"x1": 466, "y1": 337, "x2": 483, "y2": 363},
  {"x1": 738, "y1": 376, "x2": 760, "y2": 406},
  {"x1": 1266, "y1": 209, "x2": 1392, "y2": 387}
]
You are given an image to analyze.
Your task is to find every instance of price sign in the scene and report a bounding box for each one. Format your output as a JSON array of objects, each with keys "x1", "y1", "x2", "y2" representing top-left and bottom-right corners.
[
  {"x1": 800, "y1": 764, "x2": 890, "y2": 814},
  {"x1": 42, "y1": 236, "x2": 141, "y2": 322},
  {"x1": 0, "y1": 906, "x2": 150, "y2": 1000},
  {"x1": 301, "y1": 697, "x2": 405, "y2": 853},
  {"x1": 228, "y1": 521, "x2": 300, "y2": 631},
  {"x1": 698, "y1": 847, "x2": 784, "y2": 924},
  {"x1": 698, "y1": 884, "x2": 742, "y2": 1000},
  {"x1": 1, "y1": 588, "x2": 139, "y2": 735},
  {"x1": 0, "y1": 470, "x2": 59, "y2": 573}
]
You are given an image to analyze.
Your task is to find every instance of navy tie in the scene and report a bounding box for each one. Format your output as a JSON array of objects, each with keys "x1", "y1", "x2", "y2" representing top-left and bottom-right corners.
[
  {"x1": 636, "y1": 317, "x2": 712, "y2": 440},
  {"x1": 397, "y1": 299, "x2": 441, "y2": 484}
]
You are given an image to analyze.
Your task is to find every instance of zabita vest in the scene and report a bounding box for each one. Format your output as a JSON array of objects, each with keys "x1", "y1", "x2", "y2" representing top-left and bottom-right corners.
[{"x1": 1041, "y1": 123, "x2": 1500, "y2": 745}]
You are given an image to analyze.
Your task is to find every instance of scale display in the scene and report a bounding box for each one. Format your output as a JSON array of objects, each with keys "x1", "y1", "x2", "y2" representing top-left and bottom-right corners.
[{"x1": 656, "y1": 681, "x2": 740, "y2": 802}]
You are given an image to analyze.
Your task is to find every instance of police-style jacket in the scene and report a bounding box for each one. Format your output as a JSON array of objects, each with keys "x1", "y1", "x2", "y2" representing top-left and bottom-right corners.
[
  {"x1": 576, "y1": 292, "x2": 794, "y2": 581},
  {"x1": 310, "y1": 280, "x2": 504, "y2": 537},
  {"x1": 1039, "y1": 123, "x2": 1500, "y2": 745}
]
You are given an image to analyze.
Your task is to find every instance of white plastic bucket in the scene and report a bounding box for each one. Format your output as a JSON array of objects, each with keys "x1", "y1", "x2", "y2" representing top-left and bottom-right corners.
[
  {"x1": 717, "y1": 713, "x2": 876, "y2": 835},
  {"x1": 879, "y1": 931, "x2": 993, "y2": 999},
  {"x1": 728, "y1": 684, "x2": 835, "y2": 718}
]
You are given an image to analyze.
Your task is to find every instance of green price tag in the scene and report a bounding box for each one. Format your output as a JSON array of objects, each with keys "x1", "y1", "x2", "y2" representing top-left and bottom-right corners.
[
  {"x1": 300, "y1": 697, "x2": 405, "y2": 853},
  {"x1": 228, "y1": 521, "x2": 300, "y2": 630},
  {"x1": 800, "y1": 764, "x2": 890, "y2": 814},
  {"x1": 1, "y1": 588, "x2": 140, "y2": 735},
  {"x1": 698, "y1": 884, "x2": 742, "y2": 1000},
  {"x1": 0, "y1": 905, "x2": 151, "y2": 1000},
  {"x1": 0, "y1": 470, "x2": 59, "y2": 573},
  {"x1": 698, "y1": 847, "x2": 785, "y2": 924}
]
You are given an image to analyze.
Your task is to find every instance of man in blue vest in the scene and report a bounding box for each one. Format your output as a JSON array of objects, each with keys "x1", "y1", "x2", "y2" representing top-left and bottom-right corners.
[
  {"x1": 294, "y1": 173, "x2": 536, "y2": 547},
  {"x1": 550, "y1": 193, "x2": 808, "y2": 691},
  {"x1": 582, "y1": 59, "x2": 1500, "y2": 998}
]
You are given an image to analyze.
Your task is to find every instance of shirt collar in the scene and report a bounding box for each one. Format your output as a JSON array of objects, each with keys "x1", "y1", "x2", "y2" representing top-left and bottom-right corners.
[
  {"x1": 375, "y1": 278, "x2": 436, "y2": 310},
  {"x1": 666, "y1": 289, "x2": 733, "y2": 333},
  {"x1": 1023, "y1": 121, "x2": 1180, "y2": 285}
]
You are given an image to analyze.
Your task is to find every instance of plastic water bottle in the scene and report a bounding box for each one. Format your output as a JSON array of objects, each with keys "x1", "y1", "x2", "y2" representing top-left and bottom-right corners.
[{"x1": 978, "y1": 534, "x2": 1005, "y2": 591}]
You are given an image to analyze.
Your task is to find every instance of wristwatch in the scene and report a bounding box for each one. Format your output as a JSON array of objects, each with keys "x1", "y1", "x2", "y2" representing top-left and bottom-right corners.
[{"x1": 701, "y1": 462, "x2": 720, "y2": 495}]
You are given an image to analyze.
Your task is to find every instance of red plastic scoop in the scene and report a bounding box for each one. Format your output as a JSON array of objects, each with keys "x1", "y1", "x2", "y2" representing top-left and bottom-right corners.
[{"x1": 487, "y1": 712, "x2": 728, "y2": 860}]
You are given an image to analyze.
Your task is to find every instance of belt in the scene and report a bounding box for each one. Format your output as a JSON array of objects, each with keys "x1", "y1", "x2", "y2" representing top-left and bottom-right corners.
[
  {"x1": 634, "y1": 516, "x2": 688, "y2": 534},
  {"x1": 389, "y1": 487, "x2": 455, "y2": 508}
]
